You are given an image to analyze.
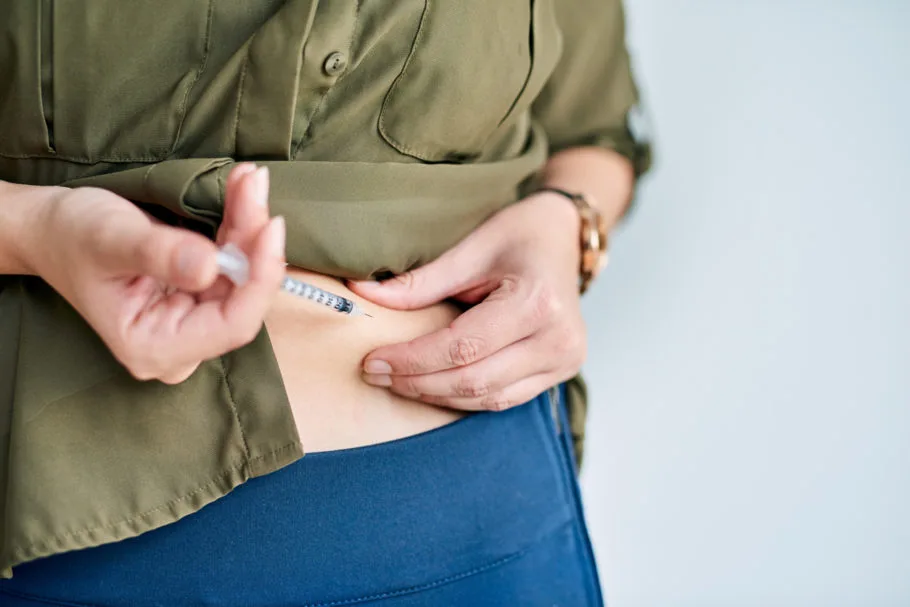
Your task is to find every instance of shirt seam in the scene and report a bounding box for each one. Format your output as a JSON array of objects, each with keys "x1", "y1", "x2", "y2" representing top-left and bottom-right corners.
[
  {"x1": 217, "y1": 354, "x2": 252, "y2": 461},
  {"x1": 303, "y1": 519, "x2": 574, "y2": 607},
  {"x1": 14, "y1": 443, "x2": 299, "y2": 559},
  {"x1": 168, "y1": 0, "x2": 215, "y2": 156},
  {"x1": 230, "y1": 45, "x2": 252, "y2": 155},
  {"x1": 0, "y1": 151, "x2": 172, "y2": 163},
  {"x1": 292, "y1": 3, "x2": 362, "y2": 158},
  {"x1": 376, "y1": 0, "x2": 431, "y2": 159}
]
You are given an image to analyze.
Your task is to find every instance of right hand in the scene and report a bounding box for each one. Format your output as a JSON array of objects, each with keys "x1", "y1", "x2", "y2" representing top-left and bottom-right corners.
[{"x1": 26, "y1": 164, "x2": 286, "y2": 384}]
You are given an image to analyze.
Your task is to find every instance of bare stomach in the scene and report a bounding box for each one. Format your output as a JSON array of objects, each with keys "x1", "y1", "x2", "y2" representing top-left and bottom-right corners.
[{"x1": 264, "y1": 267, "x2": 467, "y2": 453}]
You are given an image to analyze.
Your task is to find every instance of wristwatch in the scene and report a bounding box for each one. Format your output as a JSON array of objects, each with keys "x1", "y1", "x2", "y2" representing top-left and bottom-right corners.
[{"x1": 537, "y1": 187, "x2": 609, "y2": 295}]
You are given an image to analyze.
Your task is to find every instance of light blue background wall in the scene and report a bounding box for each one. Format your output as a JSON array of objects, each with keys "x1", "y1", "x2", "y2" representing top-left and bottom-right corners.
[{"x1": 579, "y1": 2, "x2": 910, "y2": 606}]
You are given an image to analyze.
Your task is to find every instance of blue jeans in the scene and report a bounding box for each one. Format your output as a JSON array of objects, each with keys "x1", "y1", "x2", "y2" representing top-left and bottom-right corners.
[{"x1": 0, "y1": 385, "x2": 603, "y2": 606}]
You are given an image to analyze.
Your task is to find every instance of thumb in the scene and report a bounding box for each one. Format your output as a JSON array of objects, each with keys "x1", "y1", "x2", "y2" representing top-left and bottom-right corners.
[
  {"x1": 348, "y1": 240, "x2": 486, "y2": 310},
  {"x1": 103, "y1": 221, "x2": 220, "y2": 292}
]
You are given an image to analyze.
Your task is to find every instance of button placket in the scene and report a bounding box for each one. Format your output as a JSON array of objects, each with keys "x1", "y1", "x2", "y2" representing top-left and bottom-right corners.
[
  {"x1": 323, "y1": 51, "x2": 348, "y2": 77},
  {"x1": 290, "y1": 1, "x2": 358, "y2": 156}
]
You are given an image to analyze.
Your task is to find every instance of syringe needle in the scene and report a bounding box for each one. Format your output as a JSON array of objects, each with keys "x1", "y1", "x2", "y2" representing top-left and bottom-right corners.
[{"x1": 216, "y1": 244, "x2": 372, "y2": 318}]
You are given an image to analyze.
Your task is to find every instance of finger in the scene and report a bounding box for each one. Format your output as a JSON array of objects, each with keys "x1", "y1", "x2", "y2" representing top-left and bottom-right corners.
[
  {"x1": 414, "y1": 374, "x2": 562, "y2": 412},
  {"x1": 216, "y1": 162, "x2": 257, "y2": 246},
  {"x1": 217, "y1": 164, "x2": 270, "y2": 247},
  {"x1": 158, "y1": 362, "x2": 201, "y2": 386},
  {"x1": 156, "y1": 292, "x2": 198, "y2": 335},
  {"x1": 120, "y1": 276, "x2": 163, "y2": 324},
  {"x1": 204, "y1": 166, "x2": 270, "y2": 301},
  {"x1": 125, "y1": 290, "x2": 197, "y2": 358},
  {"x1": 115, "y1": 216, "x2": 282, "y2": 379},
  {"x1": 172, "y1": 216, "x2": 286, "y2": 361},
  {"x1": 362, "y1": 277, "x2": 542, "y2": 376},
  {"x1": 365, "y1": 336, "x2": 550, "y2": 398},
  {"x1": 347, "y1": 236, "x2": 488, "y2": 310},
  {"x1": 100, "y1": 220, "x2": 220, "y2": 293},
  {"x1": 223, "y1": 163, "x2": 257, "y2": 202},
  {"x1": 221, "y1": 215, "x2": 286, "y2": 325},
  {"x1": 224, "y1": 163, "x2": 258, "y2": 200}
]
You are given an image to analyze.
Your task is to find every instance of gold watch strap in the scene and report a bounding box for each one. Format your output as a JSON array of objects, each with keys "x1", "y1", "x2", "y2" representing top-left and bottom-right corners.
[{"x1": 536, "y1": 187, "x2": 609, "y2": 294}]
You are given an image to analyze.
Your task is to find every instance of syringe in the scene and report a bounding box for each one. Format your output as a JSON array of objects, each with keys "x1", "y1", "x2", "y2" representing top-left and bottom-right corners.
[{"x1": 215, "y1": 243, "x2": 372, "y2": 318}]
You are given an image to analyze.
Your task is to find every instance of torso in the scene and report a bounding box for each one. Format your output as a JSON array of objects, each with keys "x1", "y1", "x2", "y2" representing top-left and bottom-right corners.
[{"x1": 265, "y1": 267, "x2": 467, "y2": 453}]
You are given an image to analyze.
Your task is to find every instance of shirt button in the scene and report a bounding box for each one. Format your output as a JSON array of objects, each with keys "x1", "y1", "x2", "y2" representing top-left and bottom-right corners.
[{"x1": 323, "y1": 51, "x2": 348, "y2": 77}]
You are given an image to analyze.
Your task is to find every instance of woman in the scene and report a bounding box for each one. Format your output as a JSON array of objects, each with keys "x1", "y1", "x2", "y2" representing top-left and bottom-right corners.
[{"x1": 0, "y1": 0, "x2": 650, "y2": 604}]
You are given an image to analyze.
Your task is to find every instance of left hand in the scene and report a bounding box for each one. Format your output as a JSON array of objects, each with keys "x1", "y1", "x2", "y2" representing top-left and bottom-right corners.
[{"x1": 349, "y1": 192, "x2": 588, "y2": 411}]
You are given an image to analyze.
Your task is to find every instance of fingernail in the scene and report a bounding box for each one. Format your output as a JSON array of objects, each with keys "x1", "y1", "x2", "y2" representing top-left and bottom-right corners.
[
  {"x1": 268, "y1": 216, "x2": 286, "y2": 257},
  {"x1": 254, "y1": 166, "x2": 270, "y2": 207},
  {"x1": 236, "y1": 163, "x2": 257, "y2": 176},
  {"x1": 363, "y1": 359, "x2": 392, "y2": 374},
  {"x1": 362, "y1": 373, "x2": 392, "y2": 387},
  {"x1": 355, "y1": 280, "x2": 381, "y2": 288}
]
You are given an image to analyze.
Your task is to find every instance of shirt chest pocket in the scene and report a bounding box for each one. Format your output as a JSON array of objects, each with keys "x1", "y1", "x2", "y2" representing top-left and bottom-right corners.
[
  {"x1": 0, "y1": 0, "x2": 212, "y2": 162},
  {"x1": 378, "y1": 0, "x2": 562, "y2": 163}
]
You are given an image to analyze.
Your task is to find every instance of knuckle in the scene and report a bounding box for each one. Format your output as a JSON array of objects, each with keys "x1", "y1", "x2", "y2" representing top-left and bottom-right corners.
[
  {"x1": 244, "y1": 322, "x2": 263, "y2": 345},
  {"x1": 92, "y1": 213, "x2": 120, "y2": 246},
  {"x1": 160, "y1": 365, "x2": 198, "y2": 385},
  {"x1": 555, "y1": 323, "x2": 587, "y2": 366},
  {"x1": 401, "y1": 347, "x2": 431, "y2": 375},
  {"x1": 420, "y1": 394, "x2": 447, "y2": 407},
  {"x1": 454, "y1": 374, "x2": 491, "y2": 398},
  {"x1": 497, "y1": 275, "x2": 522, "y2": 297},
  {"x1": 393, "y1": 271, "x2": 416, "y2": 290},
  {"x1": 127, "y1": 363, "x2": 157, "y2": 382},
  {"x1": 483, "y1": 394, "x2": 513, "y2": 412},
  {"x1": 401, "y1": 350, "x2": 425, "y2": 374},
  {"x1": 229, "y1": 323, "x2": 260, "y2": 350},
  {"x1": 397, "y1": 375, "x2": 422, "y2": 396},
  {"x1": 554, "y1": 323, "x2": 578, "y2": 354},
  {"x1": 448, "y1": 335, "x2": 482, "y2": 367},
  {"x1": 115, "y1": 348, "x2": 156, "y2": 382},
  {"x1": 529, "y1": 286, "x2": 563, "y2": 324}
]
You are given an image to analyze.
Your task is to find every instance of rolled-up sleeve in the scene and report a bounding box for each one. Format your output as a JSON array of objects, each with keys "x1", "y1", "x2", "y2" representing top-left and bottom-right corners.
[{"x1": 533, "y1": 0, "x2": 653, "y2": 179}]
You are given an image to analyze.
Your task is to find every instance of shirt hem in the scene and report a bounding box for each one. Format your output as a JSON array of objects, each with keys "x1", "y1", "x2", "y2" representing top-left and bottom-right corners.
[{"x1": 0, "y1": 441, "x2": 304, "y2": 579}]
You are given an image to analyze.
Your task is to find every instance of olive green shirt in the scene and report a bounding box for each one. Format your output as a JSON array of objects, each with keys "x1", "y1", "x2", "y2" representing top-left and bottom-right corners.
[{"x1": 0, "y1": 0, "x2": 651, "y2": 577}]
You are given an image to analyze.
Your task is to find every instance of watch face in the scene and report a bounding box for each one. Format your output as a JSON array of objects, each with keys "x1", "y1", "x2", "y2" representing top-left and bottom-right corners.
[
  {"x1": 627, "y1": 101, "x2": 653, "y2": 146},
  {"x1": 582, "y1": 246, "x2": 600, "y2": 276},
  {"x1": 578, "y1": 203, "x2": 609, "y2": 280},
  {"x1": 592, "y1": 213, "x2": 608, "y2": 276},
  {"x1": 596, "y1": 250, "x2": 609, "y2": 274}
]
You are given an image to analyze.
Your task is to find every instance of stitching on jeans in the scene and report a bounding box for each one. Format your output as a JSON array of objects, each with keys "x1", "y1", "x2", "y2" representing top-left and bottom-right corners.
[
  {"x1": 0, "y1": 588, "x2": 104, "y2": 607},
  {"x1": 1, "y1": 518, "x2": 572, "y2": 607},
  {"x1": 16, "y1": 443, "x2": 298, "y2": 556},
  {"x1": 547, "y1": 388, "x2": 604, "y2": 604},
  {"x1": 303, "y1": 520, "x2": 573, "y2": 607}
]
